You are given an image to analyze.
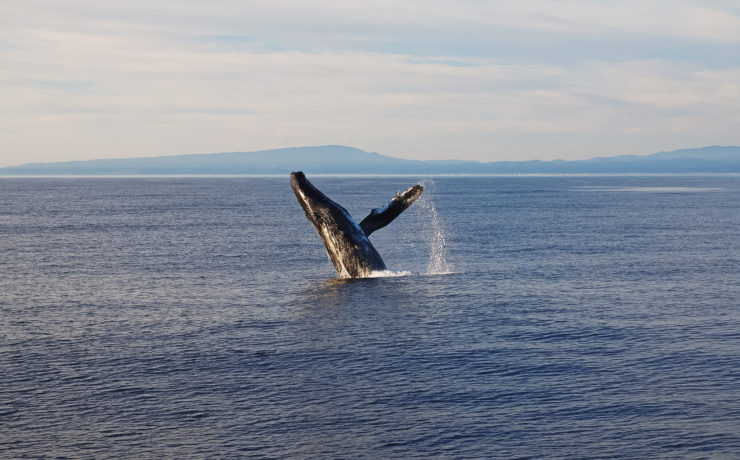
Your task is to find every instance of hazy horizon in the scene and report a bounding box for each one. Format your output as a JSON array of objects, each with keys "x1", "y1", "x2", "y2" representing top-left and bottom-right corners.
[
  {"x1": 2, "y1": 1, "x2": 740, "y2": 168},
  {"x1": 2, "y1": 144, "x2": 739, "y2": 176},
  {"x1": 2, "y1": 143, "x2": 739, "y2": 170}
]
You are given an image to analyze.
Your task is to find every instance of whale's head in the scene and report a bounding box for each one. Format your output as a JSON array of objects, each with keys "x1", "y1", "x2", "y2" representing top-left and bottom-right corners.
[{"x1": 290, "y1": 171, "x2": 331, "y2": 215}]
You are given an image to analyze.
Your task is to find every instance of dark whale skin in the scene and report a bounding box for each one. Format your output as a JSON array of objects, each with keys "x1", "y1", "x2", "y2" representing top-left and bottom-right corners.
[{"x1": 290, "y1": 171, "x2": 423, "y2": 278}]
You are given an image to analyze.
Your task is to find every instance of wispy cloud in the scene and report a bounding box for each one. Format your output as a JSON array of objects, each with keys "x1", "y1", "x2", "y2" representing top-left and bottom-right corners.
[{"x1": 1, "y1": 1, "x2": 739, "y2": 166}]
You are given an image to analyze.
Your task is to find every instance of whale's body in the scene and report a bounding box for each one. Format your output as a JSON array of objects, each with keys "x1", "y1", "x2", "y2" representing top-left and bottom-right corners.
[{"x1": 290, "y1": 172, "x2": 423, "y2": 278}]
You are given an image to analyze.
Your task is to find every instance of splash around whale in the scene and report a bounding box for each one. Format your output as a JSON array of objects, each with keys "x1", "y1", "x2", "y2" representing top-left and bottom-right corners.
[{"x1": 290, "y1": 171, "x2": 424, "y2": 278}]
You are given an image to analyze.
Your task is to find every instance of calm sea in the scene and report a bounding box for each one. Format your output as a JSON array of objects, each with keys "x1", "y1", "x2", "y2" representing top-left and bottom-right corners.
[{"x1": 1, "y1": 175, "x2": 739, "y2": 459}]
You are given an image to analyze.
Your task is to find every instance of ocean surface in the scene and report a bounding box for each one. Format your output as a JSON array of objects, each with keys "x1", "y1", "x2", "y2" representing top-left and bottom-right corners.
[{"x1": 1, "y1": 175, "x2": 739, "y2": 459}]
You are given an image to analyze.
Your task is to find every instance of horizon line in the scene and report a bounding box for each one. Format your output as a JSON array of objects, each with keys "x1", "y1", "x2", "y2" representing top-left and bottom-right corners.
[{"x1": 2, "y1": 144, "x2": 738, "y2": 170}]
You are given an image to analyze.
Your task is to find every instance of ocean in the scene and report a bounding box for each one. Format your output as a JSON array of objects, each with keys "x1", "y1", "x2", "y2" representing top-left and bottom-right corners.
[{"x1": 1, "y1": 175, "x2": 739, "y2": 458}]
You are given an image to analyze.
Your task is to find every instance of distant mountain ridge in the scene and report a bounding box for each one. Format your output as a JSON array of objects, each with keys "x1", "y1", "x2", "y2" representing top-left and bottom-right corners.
[{"x1": 2, "y1": 145, "x2": 740, "y2": 175}]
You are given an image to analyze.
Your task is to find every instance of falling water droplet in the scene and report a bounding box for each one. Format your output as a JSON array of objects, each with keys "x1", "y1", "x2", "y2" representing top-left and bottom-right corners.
[{"x1": 416, "y1": 187, "x2": 451, "y2": 275}]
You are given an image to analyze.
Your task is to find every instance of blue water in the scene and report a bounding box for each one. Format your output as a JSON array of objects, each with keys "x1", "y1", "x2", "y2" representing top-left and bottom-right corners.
[{"x1": 1, "y1": 175, "x2": 739, "y2": 458}]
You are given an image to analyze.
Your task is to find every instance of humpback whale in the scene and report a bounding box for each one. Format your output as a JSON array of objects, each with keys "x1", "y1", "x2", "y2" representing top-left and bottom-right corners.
[{"x1": 290, "y1": 171, "x2": 424, "y2": 278}]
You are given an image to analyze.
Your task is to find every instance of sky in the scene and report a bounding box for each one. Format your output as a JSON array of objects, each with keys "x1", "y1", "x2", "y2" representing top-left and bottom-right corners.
[{"x1": 2, "y1": 1, "x2": 740, "y2": 167}]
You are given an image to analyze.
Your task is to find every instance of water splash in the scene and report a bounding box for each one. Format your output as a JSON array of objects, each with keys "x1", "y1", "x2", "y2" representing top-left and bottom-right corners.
[
  {"x1": 416, "y1": 185, "x2": 452, "y2": 275},
  {"x1": 367, "y1": 270, "x2": 413, "y2": 278}
]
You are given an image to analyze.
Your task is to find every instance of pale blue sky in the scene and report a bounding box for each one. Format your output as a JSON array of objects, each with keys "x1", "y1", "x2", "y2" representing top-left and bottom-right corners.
[{"x1": 2, "y1": 0, "x2": 740, "y2": 167}]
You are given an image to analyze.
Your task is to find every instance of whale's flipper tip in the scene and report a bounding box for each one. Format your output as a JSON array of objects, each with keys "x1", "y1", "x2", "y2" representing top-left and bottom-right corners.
[{"x1": 403, "y1": 184, "x2": 424, "y2": 202}]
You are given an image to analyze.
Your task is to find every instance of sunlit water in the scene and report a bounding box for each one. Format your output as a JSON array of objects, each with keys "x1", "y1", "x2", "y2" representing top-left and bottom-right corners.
[{"x1": 1, "y1": 175, "x2": 739, "y2": 458}]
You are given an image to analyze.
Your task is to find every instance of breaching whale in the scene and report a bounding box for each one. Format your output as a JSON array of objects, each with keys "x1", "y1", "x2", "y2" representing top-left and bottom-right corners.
[{"x1": 290, "y1": 171, "x2": 424, "y2": 278}]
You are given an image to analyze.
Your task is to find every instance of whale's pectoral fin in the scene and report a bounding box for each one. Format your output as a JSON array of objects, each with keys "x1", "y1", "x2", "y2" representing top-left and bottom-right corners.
[{"x1": 359, "y1": 184, "x2": 424, "y2": 236}]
